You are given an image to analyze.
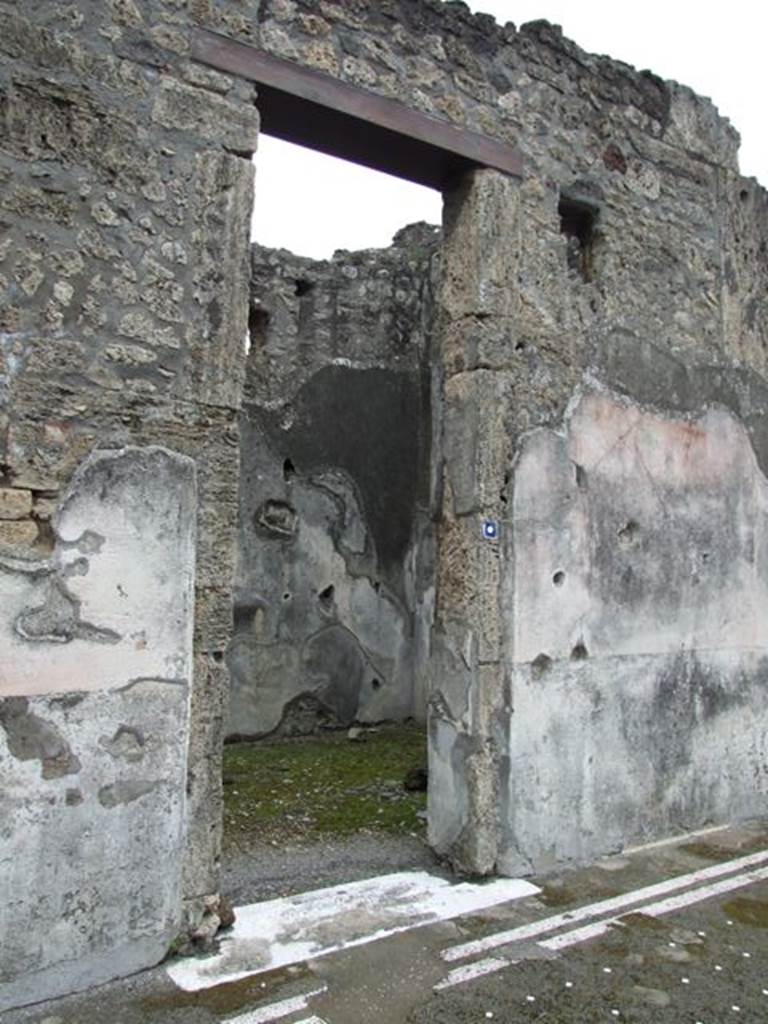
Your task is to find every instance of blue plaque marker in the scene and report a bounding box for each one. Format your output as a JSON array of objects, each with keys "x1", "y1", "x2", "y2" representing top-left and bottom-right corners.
[{"x1": 483, "y1": 519, "x2": 499, "y2": 541}]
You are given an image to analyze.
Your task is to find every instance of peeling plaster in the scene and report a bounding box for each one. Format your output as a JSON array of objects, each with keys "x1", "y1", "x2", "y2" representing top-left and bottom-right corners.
[{"x1": 0, "y1": 697, "x2": 81, "y2": 779}]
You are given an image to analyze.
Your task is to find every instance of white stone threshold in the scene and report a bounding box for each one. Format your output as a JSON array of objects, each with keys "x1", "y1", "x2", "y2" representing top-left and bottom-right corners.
[{"x1": 167, "y1": 870, "x2": 539, "y2": 993}]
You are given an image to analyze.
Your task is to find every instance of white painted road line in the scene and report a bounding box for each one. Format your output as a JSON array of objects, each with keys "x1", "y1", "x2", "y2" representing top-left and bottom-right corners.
[
  {"x1": 168, "y1": 870, "x2": 539, "y2": 992},
  {"x1": 434, "y1": 957, "x2": 515, "y2": 992},
  {"x1": 223, "y1": 985, "x2": 327, "y2": 1023},
  {"x1": 442, "y1": 847, "x2": 768, "y2": 963},
  {"x1": 624, "y1": 824, "x2": 727, "y2": 855},
  {"x1": 435, "y1": 860, "x2": 768, "y2": 990},
  {"x1": 293, "y1": 1018, "x2": 329, "y2": 1024},
  {"x1": 540, "y1": 863, "x2": 768, "y2": 952}
]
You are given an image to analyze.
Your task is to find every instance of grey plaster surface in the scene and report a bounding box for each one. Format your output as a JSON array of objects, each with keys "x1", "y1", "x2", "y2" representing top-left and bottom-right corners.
[
  {"x1": 0, "y1": 447, "x2": 196, "y2": 1010},
  {"x1": 228, "y1": 230, "x2": 440, "y2": 739},
  {"x1": 497, "y1": 393, "x2": 768, "y2": 874}
]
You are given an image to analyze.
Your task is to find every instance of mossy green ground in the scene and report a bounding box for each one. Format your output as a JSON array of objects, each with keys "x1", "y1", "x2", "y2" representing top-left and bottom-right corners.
[{"x1": 223, "y1": 723, "x2": 427, "y2": 851}]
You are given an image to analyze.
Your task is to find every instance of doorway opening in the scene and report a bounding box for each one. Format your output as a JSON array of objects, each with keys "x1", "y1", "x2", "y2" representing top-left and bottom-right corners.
[
  {"x1": 250, "y1": 135, "x2": 442, "y2": 258},
  {"x1": 188, "y1": 26, "x2": 523, "y2": 902},
  {"x1": 223, "y1": 136, "x2": 443, "y2": 904}
]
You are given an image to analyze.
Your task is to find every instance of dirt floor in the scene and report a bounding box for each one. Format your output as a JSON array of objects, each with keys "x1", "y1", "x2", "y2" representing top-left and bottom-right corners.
[{"x1": 220, "y1": 722, "x2": 444, "y2": 904}]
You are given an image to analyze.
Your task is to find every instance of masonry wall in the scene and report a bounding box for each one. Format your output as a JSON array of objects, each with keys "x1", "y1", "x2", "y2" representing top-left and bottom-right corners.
[
  {"x1": 248, "y1": 0, "x2": 764, "y2": 871},
  {"x1": 229, "y1": 226, "x2": 439, "y2": 738},
  {"x1": 2, "y1": 0, "x2": 768, "y2": 1008},
  {"x1": 244, "y1": 0, "x2": 757, "y2": 872},
  {"x1": 0, "y1": 0, "x2": 259, "y2": 1003}
]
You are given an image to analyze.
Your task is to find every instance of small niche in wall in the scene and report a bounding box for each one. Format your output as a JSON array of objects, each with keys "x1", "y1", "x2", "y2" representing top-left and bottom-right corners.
[
  {"x1": 294, "y1": 278, "x2": 314, "y2": 297},
  {"x1": 248, "y1": 304, "x2": 270, "y2": 354},
  {"x1": 558, "y1": 195, "x2": 598, "y2": 282}
]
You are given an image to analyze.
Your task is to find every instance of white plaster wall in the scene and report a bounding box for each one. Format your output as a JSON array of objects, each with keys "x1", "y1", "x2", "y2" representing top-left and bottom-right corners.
[
  {"x1": 0, "y1": 447, "x2": 196, "y2": 698},
  {"x1": 500, "y1": 391, "x2": 768, "y2": 872},
  {"x1": 0, "y1": 446, "x2": 196, "y2": 1011}
]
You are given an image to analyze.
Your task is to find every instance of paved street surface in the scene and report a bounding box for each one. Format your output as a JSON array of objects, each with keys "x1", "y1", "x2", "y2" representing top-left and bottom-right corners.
[{"x1": 6, "y1": 823, "x2": 768, "y2": 1024}]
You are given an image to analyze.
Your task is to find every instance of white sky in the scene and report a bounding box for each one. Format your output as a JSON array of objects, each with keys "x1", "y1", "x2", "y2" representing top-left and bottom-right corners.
[{"x1": 251, "y1": 0, "x2": 766, "y2": 259}]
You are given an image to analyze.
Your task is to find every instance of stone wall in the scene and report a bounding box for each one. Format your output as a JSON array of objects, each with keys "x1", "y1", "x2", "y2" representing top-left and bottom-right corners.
[
  {"x1": 0, "y1": 1, "x2": 259, "y2": 1004},
  {"x1": 229, "y1": 225, "x2": 439, "y2": 738},
  {"x1": 413, "y1": 23, "x2": 768, "y2": 871},
  {"x1": 0, "y1": 1, "x2": 258, "y2": 953},
  {"x1": 2, "y1": 0, "x2": 768, "y2": 1008}
]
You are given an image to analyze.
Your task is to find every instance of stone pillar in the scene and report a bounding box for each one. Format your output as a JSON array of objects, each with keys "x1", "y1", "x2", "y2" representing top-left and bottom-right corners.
[
  {"x1": 428, "y1": 169, "x2": 521, "y2": 874},
  {"x1": 180, "y1": 148, "x2": 256, "y2": 926}
]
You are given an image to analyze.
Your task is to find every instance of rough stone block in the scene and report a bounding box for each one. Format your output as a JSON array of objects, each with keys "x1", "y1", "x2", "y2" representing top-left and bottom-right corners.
[
  {"x1": 182, "y1": 652, "x2": 228, "y2": 906},
  {"x1": 185, "y1": 149, "x2": 255, "y2": 410},
  {"x1": 0, "y1": 488, "x2": 33, "y2": 520},
  {"x1": 152, "y1": 78, "x2": 259, "y2": 152},
  {"x1": 440, "y1": 168, "x2": 521, "y2": 323},
  {"x1": 443, "y1": 370, "x2": 509, "y2": 517},
  {"x1": 0, "y1": 519, "x2": 37, "y2": 548}
]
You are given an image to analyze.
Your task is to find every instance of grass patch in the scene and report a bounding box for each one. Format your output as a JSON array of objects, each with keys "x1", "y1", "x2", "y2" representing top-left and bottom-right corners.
[{"x1": 223, "y1": 722, "x2": 427, "y2": 851}]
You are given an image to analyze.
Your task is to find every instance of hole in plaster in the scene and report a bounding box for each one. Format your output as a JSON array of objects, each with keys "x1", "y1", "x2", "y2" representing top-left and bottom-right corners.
[
  {"x1": 515, "y1": 340, "x2": 526, "y2": 353},
  {"x1": 213, "y1": 651, "x2": 224, "y2": 663},
  {"x1": 283, "y1": 592, "x2": 291, "y2": 602},
  {"x1": 318, "y1": 584, "x2": 335, "y2": 610},
  {"x1": 558, "y1": 195, "x2": 598, "y2": 282},
  {"x1": 254, "y1": 499, "x2": 298, "y2": 539},
  {"x1": 553, "y1": 571, "x2": 566, "y2": 587},
  {"x1": 571, "y1": 643, "x2": 588, "y2": 661},
  {"x1": 295, "y1": 278, "x2": 314, "y2": 297},
  {"x1": 574, "y1": 463, "x2": 587, "y2": 488},
  {"x1": 618, "y1": 519, "x2": 641, "y2": 548},
  {"x1": 740, "y1": 189, "x2": 749, "y2": 202},
  {"x1": 234, "y1": 603, "x2": 264, "y2": 633},
  {"x1": 532, "y1": 653, "x2": 553, "y2": 679},
  {"x1": 373, "y1": 581, "x2": 381, "y2": 593},
  {"x1": 283, "y1": 458, "x2": 296, "y2": 481},
  {"x1": 702, "y1": 551, "x2": 711, "y2": 563},
  {"x1": 371, "y1": 677, "x2": 382, "y2": 690}
]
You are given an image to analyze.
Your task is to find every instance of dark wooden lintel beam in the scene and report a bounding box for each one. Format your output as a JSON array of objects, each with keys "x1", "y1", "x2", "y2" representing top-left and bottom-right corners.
[{"x1": 190, "y1": 28, "x2": 523, "y2": 189}]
